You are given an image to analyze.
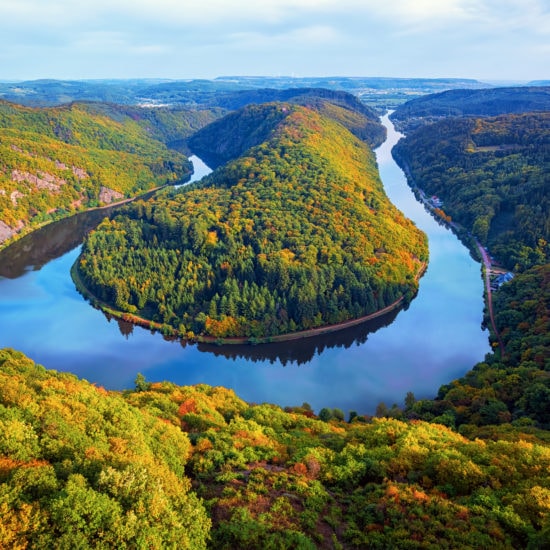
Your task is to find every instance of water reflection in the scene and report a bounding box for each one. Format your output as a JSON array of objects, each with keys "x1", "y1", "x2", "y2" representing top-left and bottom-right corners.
[
  {"x1": 105, "y1": 298, "x2": 401, "y2": 364},
  {"x1": 195, "y1": 308, "x2": 401, "y2": 365},
  {"x1": 0, "y1": 209, "x2": 114, "y2": 279},
  {"x1": 0, "y1": 189, "x2": 160, "y2": 279},
  {"x1": 0, "y1": 156, "x2": 210, "y2": 279}
]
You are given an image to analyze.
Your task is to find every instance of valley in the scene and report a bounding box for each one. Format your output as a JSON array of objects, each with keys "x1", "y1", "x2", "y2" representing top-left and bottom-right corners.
[{"x1": 0, "y1": 80, "x2": 548, "y2": 549}]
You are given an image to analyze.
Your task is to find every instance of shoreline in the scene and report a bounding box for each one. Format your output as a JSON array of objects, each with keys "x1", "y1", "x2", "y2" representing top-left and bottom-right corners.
[
  {"x1": 0, "y1": 183, "x2": 173, "y2": 253},
  {"x1": 71, "y1": 260, "x2": 426, "y2": 346},
  {"x1": 393, "y1": 153, "x2": 506, "y2": 354}
]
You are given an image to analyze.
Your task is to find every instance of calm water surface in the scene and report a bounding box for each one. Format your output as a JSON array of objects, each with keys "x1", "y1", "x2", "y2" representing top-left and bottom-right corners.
[{"x1": 0, "y1": 128, "x2": 490, "y2": 414}]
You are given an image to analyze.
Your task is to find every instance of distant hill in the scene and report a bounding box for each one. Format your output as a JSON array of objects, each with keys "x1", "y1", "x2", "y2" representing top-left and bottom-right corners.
[
  {"x1": 0, "y1": 76, "x2": 489, "y2": 110},
  {"x1": 188, "y1": 90, "x2": 386, "y2": 167},
  {"x1": 0, "y1": 100, "x2": 216, "y2": 247},
  {"x1": 391, "y1": 86, "x2": 550, "y2": 132},
  {"x1": 76, "y1": 102, "x2": 223, "y2": 153}
]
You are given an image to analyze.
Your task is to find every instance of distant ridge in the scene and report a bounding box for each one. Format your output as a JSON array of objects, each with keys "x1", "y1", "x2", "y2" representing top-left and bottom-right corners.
[
  {"x1": 391, "y1": 86, "x2": 550, "y2": 131},
  {"x1": 0, "y1": 76, "x2": 489, "y2": 107}
]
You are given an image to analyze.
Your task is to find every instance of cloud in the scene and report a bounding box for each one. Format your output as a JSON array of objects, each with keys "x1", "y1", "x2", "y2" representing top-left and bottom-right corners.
[
  {"x1": 72, "y1": 31, "x2": 168, "y2": 55},
  {"x1": 227, "y1": 25, "x2": 340, "y2": 50},
  {"x1": 0, "y1": 0, "x2": 547, "y2": 80}
]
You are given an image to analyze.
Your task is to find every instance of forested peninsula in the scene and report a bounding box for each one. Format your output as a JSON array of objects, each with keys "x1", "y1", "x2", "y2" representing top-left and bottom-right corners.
[
  {"x1": 0, "y1": 100, "x2": 220, "y2": 247},
  {"x1": 74, "y1": 103, "x2": 427, "y2": 341}
]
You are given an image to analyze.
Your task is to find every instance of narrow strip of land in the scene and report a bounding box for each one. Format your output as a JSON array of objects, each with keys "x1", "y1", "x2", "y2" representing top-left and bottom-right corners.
[{"x1": 476, "y1": 240, "x2": 506, "y2": 358}]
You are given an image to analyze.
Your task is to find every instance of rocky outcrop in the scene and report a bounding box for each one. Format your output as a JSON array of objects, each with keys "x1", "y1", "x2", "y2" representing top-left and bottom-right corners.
[
  {"x1": 11, "y1": 170, "x2": 66, "y2": 191},
  {"x1": 99, "y1": 186, "x2": 124, "y2": 204}
]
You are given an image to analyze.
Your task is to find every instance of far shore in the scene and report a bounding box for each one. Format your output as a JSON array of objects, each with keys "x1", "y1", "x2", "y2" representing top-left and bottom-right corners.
[{"x1": 0, "y1": 182, "x2": 175, "y2": 253}]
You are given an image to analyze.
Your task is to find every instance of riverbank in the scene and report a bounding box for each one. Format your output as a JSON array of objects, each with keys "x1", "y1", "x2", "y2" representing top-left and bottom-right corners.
[
  {"x1": 390, "y1": 151, "x2": 510, "y2": 358},
  {"x1": 0, "y1": 183, "x2": 172, "y2": 253},
  {"x1": 71, "y1": 259, "x2": 427, "y2": 346}
]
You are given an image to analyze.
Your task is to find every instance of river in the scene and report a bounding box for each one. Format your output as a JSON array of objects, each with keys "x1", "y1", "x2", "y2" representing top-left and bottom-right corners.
[{"x1": 0, "y1": 129, "x2": 490, "y2": 415}]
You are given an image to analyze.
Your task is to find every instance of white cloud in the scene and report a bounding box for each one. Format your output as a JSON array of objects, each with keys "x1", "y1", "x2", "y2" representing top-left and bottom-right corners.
[
  {"x1": 228, "y1": 25, "x2": 340, "y2": 49},
  {"x1": 0, "y1": 0, "x2": 547, "y2": 80},
  {"x1": 72, "y1": 31, "x2": 169, "y2": 55}
]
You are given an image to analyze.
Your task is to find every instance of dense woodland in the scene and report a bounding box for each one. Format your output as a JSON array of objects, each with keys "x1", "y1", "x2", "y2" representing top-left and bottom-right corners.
[
  {"x1": 1, "y1": 347, "x2": 549, "y2": 549},
  {"x1": 0, "y1": 100, "x2": 220, "y2": 247},
  {"x1": 188, "y1": 88, "x2": 387, "y2": 149},
  {"x1": 188, "y1": 94, "x2": 385, "y2": 168},
  {"x1": 76, "y1": 103, "x2": 427, "y2": 339},
  {"x1": 390, "y1": 86, "x2": 550, "y2": 132},
  {"x1": 390, "y1": 109, "x2": 550, "y2": 436},
  {"x1": 393, "y1": 112, "x2": 549, "y2": 271}
]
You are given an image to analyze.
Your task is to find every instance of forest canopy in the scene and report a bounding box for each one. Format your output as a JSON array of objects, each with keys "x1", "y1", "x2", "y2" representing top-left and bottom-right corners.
[
  {"x1": 392, "y1": 110, "x2": 550, "y2": 433},
  {"x1": 1, "y1": 347, "x2": 549, "y2": 549},
  {"x1": 393, "y1": 112, "x2": 549, "y2": 271},
  {"x1": 0, "y1": 100, "x2": 220, "y2": 248},
  {"x1": 390, "y1": 86, "x2": 550, "y2": 132},
  {"x1": 76, "y1": 103, "x2": 428, "y2": 340}
]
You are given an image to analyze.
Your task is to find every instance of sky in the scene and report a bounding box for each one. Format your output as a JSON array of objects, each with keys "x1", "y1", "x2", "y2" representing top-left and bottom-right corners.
[{"x1": 0, "y1": 0, "x2": 548, "y2": 82}]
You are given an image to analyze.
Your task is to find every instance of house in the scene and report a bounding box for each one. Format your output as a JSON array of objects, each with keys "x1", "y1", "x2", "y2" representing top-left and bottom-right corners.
[
  {"x1": 494, "y1": 272, "x2": 514, "y2": 288},
  {"x1": 429, "y1": 195, "x2": 443, "y2": 208}
]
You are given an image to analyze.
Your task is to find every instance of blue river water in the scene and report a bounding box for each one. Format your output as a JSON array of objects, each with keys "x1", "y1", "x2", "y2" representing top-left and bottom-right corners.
[{"x1": 0, "y1": 125, "x2": 490, "y2": 414}]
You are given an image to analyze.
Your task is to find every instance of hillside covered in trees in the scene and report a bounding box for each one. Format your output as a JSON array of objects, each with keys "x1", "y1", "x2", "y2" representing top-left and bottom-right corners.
[
  {"x1": 390, "y1": 109, "x2": 550, "y2": 435},
  {"x1": 75, "y1": 103, "x2": 428, "y2": 340},
  {"x1": 393, "y1": 112, "x2": 549, "y2": 272},
  {"x1": 0, "y1": 100, "x2": 221, "y2": 248},
  {"x1": 0, "y1": 76, "x2": 487, "y2": 110},
  {"x1": 1, "y1": 347, "x2": 549, "y2": 549},
  {"x1": 390, "y1": 86, "x2": 550, "y2": 132},
  {"x1": 188, "y1": 87, "x2": 387, "y2": 151},
  {"x1": 188, "y1": 91, "x2": 385, "y2": 169}
]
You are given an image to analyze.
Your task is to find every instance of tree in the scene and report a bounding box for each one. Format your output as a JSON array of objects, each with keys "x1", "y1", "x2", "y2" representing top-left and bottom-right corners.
[
  {"x1": 318, "y1": 408, "x2": 333, "y2": 422},
  {"x1": 404, "y1": 391, "x2": 416, "y2": 410},
  {"x1": 134, "y1": 373, "x2": 151, "y2": 392}
]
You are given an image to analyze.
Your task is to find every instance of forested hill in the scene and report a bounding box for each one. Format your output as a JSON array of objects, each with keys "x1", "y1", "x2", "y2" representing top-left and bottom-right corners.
[
  {"x1": 187, "y1": 103, "x2": 292, "y2": 169},
  {"x1": 391, "y1": 86, "x2": 550, "y2": 132},
  {"x1": 0, "y1": 76, "x2": 486, "y2": 108},
  {"x1": 76, "y1": 103, "x2": 427, "y2": 341},
  {"x1": 0, "y1": 100, "x2": 212, "y2": 247},
  {"x1": 75, "y1": 101, "x2": 223, "y2": 153},
  {"x1": 392, "y1": 111, "x2": 550, "y2": 433},
  {"x1": 2, "y1": 347, "x2": 550, "y2": 549},
  {"x1": 188, "y1": 91, "x2": 386, "y2": 167},
  {"x1": 194, "y1": 87, "x2": 386, "y2": 148},
  {"x1": 393, "y1": 112, "x2": 549, "y2": 271}
]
